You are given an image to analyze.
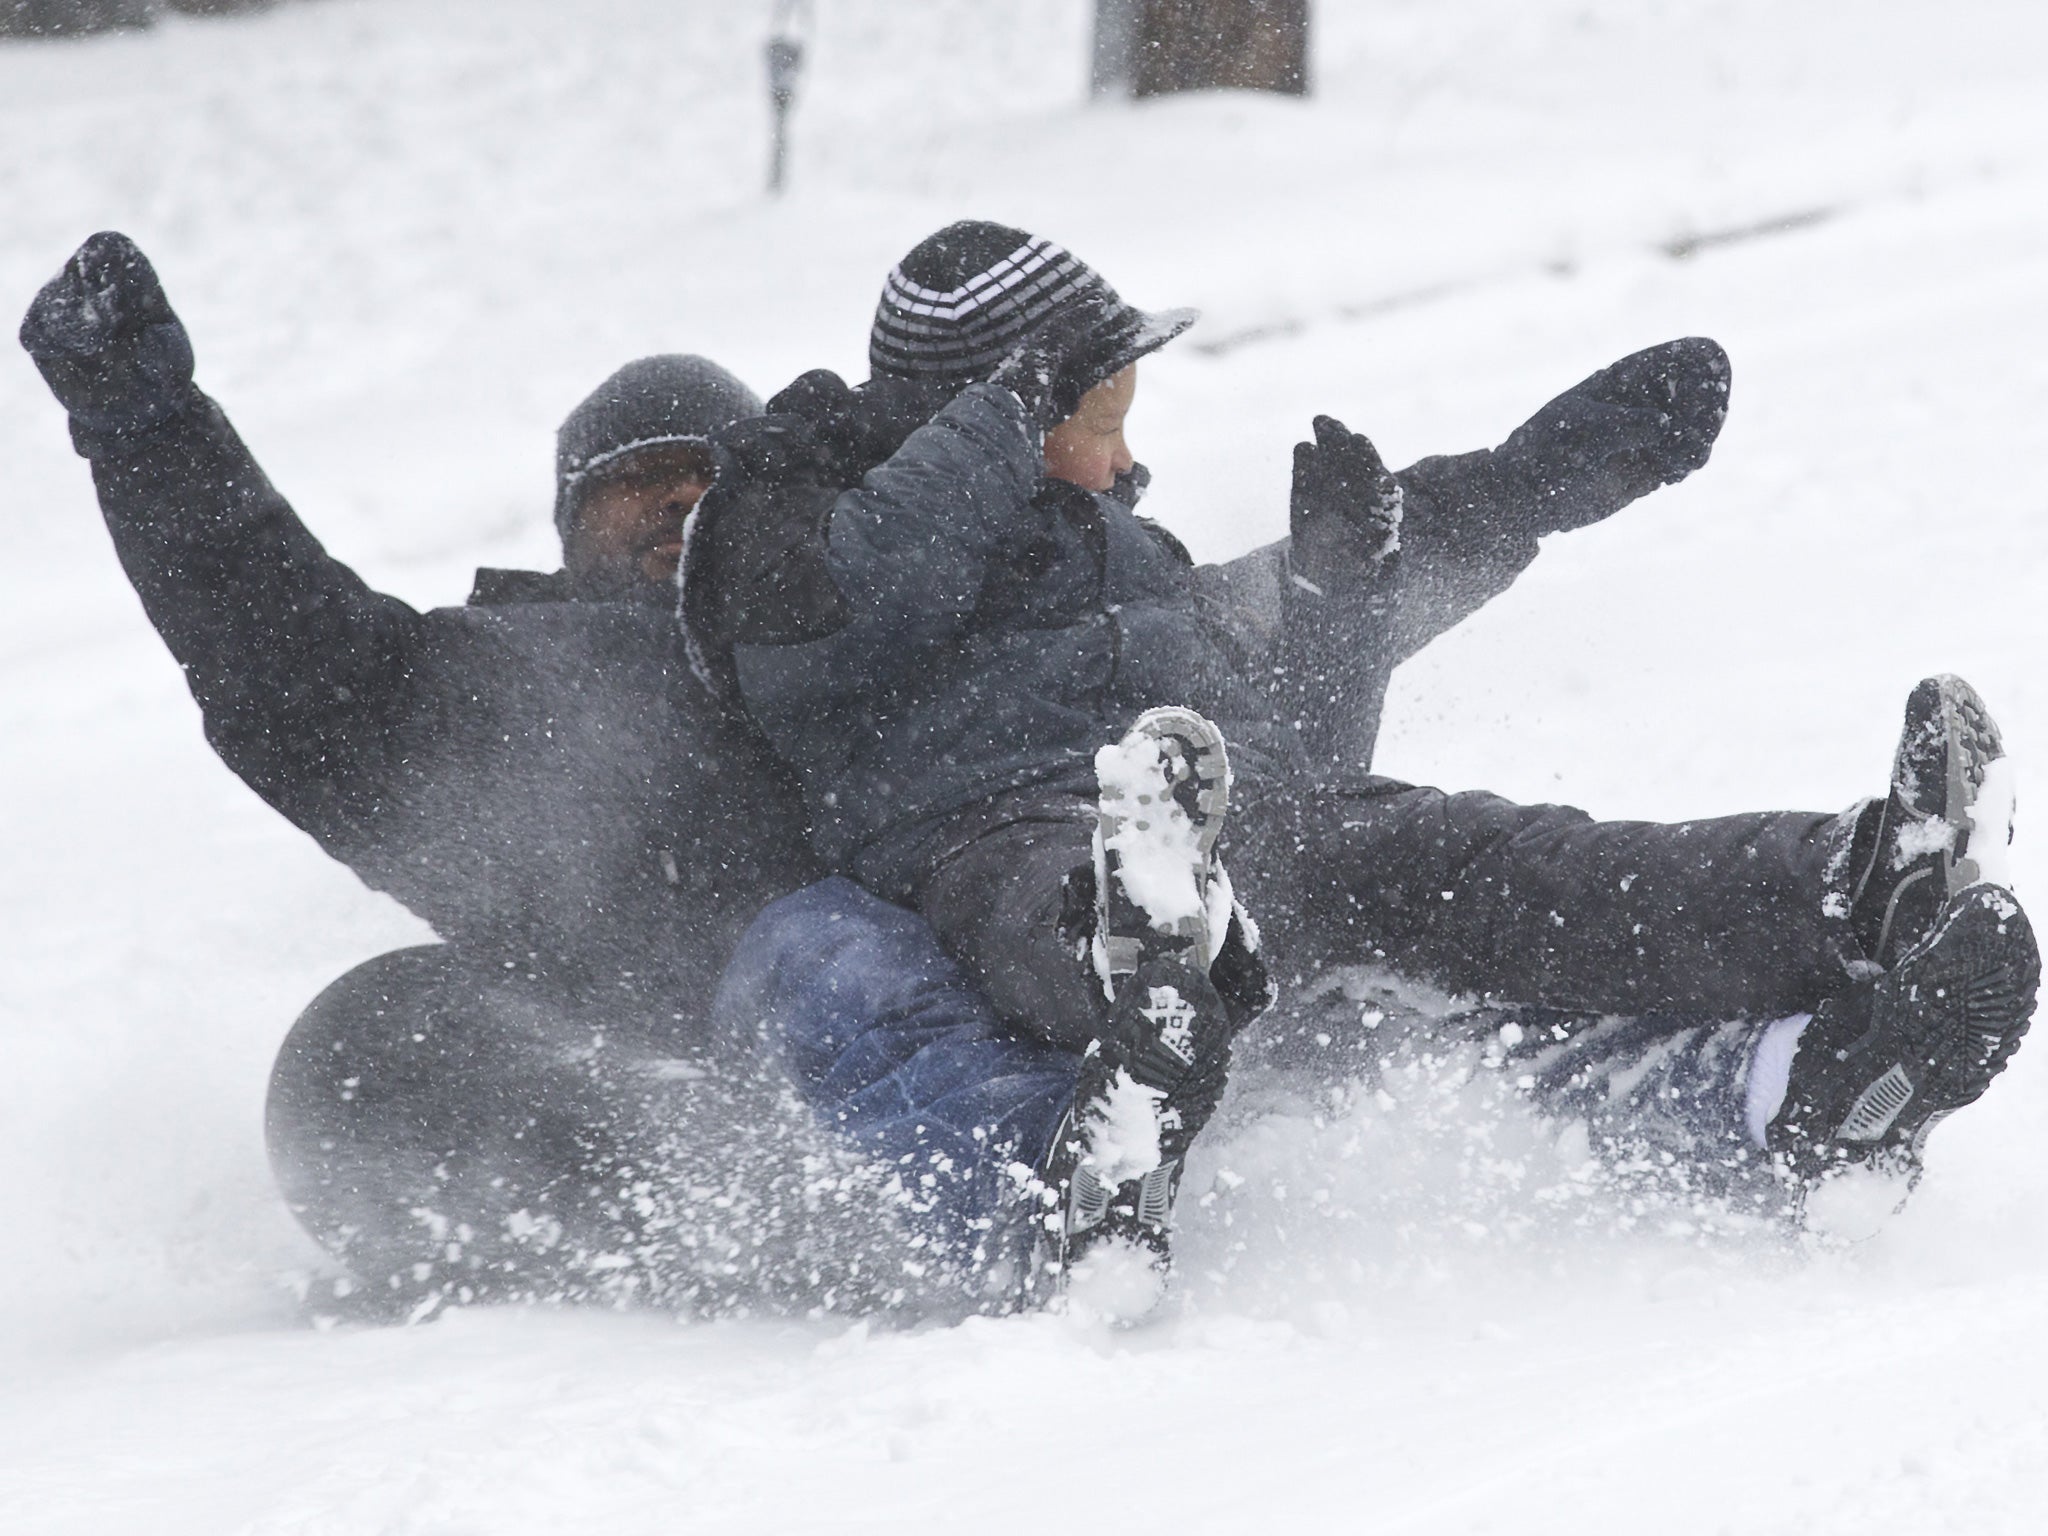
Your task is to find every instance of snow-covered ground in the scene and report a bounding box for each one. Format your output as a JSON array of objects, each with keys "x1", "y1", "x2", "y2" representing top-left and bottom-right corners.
[{"x1": 4, "y1": 1, "x2": 2048, "y2": 1529}]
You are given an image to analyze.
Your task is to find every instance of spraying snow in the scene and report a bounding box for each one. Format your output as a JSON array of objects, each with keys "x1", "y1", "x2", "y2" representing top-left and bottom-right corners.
[{"x1": 5, "y1": 0, "x2": 2048, "y2": 1531}]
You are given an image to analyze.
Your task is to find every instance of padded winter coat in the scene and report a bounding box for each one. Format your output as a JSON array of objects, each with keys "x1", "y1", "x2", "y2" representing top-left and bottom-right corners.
[
  {"x1": 724, "y1": 383, "x2": 1551, "y2": 889},
  {"x1": 82, "y1": 392, "x2": 816, "y2": 1007}
]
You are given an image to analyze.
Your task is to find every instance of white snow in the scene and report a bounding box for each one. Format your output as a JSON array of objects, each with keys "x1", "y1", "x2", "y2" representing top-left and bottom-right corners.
[
  {"x1": 1201, "y1": 859, "x2": 1236, "y2": 967},
  {"x1": 1970, "y1": 754, "x2": 2019, "y2": 891},
  {"x1": 5, "y1": 0, "x2": 2048, "y2": 1531},
  {"x1": 1061, "y1": 1235, "x2": 1168, "y2": 1325},
  {"x1": 1800, "y1": 1161, "x2": 1917, "y2": 1246},
  {"x1": 1082, "y1": 1066, "x2": 1165, "y2": 1185},
  {"x1": 1895, "y1": 814, "x2": 1959, "y2": 863},
  {"x1": 1094, "y1": 723, "x2": 1210, "y2": 931}
]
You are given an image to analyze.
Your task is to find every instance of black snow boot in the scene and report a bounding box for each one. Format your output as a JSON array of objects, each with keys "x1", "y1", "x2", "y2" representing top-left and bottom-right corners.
[
  {"x1": 1849, "y1": 675, "x2": 2013, "y2": 969},
  {"x1": 1031, "y1": 708, "x2": 1267, "y2": 1308},
  {"x1": 1034, "y1": 955, "x2": 1242, "y2": 1299},
  {"x1": 1773, "y1": 885, "x2": 2039, "y2": 1185}
]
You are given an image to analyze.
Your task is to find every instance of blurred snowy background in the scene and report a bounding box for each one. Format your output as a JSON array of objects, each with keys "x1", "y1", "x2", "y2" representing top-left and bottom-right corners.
[{"x1": 2, "y1": 1, "x2": 2047, "y2": 1530}]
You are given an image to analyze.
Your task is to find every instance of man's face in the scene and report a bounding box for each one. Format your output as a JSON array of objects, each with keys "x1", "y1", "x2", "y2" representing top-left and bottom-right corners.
[
  {"x1": 1042, "y1": 364, "x2": 1138, "y2": 493},
  {"x1": 563, "y1": 442, "x2": 715, "y2": 595}
]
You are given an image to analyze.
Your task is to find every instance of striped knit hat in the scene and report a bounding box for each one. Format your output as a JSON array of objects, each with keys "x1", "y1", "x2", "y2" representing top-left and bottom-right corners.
[{"x1": 869, "y1": 221, "x2": 1197, "y2": 400}]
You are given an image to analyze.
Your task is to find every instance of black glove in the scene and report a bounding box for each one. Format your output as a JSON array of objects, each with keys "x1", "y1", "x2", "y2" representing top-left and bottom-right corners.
[
  {"x1": 1290, "y1": 414, "x2": 1403, "y2": 584},
  {"x1": 986, "y1": 298, "x2": 1116, "y2": 431},
  {"x1": 770, "y1": 367, "x2": 960, "y2": 481},
  {"x1": 1498, "y1": 336, "x2": 1730, "y2": 533},
  {"x1": 707, "y1": 411, "x2": 835, "y2": 489},
  {"x1": 19, "y1": 231, "x2": 196, "y2": 448},
  {"x1": 693, "y1": 412, "x2": 848, "y2": 651},
  {"x1": 765, "y1": 367, "x2": 857, "y2": 427},
  {"x1": 840, "y1": 373, "x2": 959, "y2": 469}
]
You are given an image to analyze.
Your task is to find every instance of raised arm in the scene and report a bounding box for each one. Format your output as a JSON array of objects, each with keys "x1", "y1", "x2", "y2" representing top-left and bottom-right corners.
[
  {"x1": 823, "y1": 382, "x2": 1046, "y2": 669},
  {"x1": 20, "y1": 233, "x2": 435, "y2": 839}
]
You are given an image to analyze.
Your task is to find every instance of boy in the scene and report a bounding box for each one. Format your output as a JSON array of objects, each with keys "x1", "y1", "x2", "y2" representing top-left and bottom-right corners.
[{"x1": 710, "y1": 223, "x2": 2037, "y2": 1301}]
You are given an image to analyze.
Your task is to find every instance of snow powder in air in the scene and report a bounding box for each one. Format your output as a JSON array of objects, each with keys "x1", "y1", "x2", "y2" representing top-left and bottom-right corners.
[
  {"x1": 1062, "y1": 1236, "x2": 1167, "y2": 1324},
  {"x1": 1800, "y1": 1161, "x2": 1916, "y2": 1244}
]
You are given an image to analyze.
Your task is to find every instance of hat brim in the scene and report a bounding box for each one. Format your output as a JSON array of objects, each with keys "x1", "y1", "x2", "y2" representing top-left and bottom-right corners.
[
  {"x1": 553, "y1": 433, "x2": 716, "y2": 534},
  {"x1": 1087, "y1": 303, "x2": 1200, "y2": 387}
]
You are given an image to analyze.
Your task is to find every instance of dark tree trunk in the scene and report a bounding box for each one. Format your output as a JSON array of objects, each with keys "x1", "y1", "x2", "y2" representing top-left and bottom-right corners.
[
  {"x1": 1, "y1": 0, "x2": 275, "y2": 33},
  {"x1": 1094, "y1": 0, "x2": 1310, "y2": 99},
  {"x1": 0, "y1": 0, "x2": 154, "y2": 37}
]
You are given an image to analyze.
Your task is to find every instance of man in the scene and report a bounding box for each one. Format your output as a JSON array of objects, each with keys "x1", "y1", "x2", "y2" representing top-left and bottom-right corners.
[
  {"x1": 20, "y1": 232, "x2": 818, "y2": 1308},
  {"x1": 700, "y1": 221, "x2": 2038, "y2": 1304}
]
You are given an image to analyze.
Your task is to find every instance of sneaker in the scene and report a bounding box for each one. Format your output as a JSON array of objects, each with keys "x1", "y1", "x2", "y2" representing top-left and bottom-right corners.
[
  {"x1": 1849, "y1": 675, "x2": 2014, "y2": 969},
  {"x1": 1772, "y1": 884, "x2": 2039, "y2": 1183}
]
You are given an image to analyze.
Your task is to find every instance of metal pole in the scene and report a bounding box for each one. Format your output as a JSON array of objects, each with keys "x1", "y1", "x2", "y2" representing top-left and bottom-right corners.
[{"x1": 766, "y1": 0, "x2": 811, "y2": 195}]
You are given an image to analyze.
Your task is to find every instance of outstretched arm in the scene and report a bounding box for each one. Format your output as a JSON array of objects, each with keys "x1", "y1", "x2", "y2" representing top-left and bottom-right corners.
[
  {"x1": 1267, "y1": 338, "x2": 1732, "y2": 773},
  {"x1": 1391, "y1": 336, "x2": 1731, "y2": 661},
  {"x1": 21, "y1": 233, "x2": 434, "y2": 840}
]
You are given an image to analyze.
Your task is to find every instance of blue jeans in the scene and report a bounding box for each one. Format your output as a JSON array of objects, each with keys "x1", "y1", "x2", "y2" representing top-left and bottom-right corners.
[
  {"x1": 713, "y1": 877, "x2": 1081, "y2": 1269},
  {"x1": 716, "y1": 880, "x2": 1803, "y2": 1274}
]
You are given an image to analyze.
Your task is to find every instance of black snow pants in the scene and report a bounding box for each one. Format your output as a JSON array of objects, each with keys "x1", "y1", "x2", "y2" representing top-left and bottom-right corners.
[{"x1": 893, "y1": 777, "x2": 1863, "y2": 1055}]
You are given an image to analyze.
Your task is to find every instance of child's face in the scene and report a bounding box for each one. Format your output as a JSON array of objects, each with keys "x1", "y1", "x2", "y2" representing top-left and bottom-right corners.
[{"x1": 1043, "y1": 364, "x2": 1138, "y2": 493}]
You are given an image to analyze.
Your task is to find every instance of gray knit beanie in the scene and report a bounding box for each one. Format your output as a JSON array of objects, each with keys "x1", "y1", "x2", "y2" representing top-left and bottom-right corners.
[{"x1": 553, "y1": 355, "x2": 762, "y2": 536}]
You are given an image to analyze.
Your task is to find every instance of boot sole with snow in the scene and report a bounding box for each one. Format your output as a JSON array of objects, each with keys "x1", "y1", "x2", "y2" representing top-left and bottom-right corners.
[
  {"x1": 1093, "y1": 706, "x2": 1230, "y2": 983},
  {"x1": 1030, "y1": 1095, "x2": 1177, "y2": 1303},
  {"x1": 1861, "y1": 675, "x2": 2010, "y2": 963}
]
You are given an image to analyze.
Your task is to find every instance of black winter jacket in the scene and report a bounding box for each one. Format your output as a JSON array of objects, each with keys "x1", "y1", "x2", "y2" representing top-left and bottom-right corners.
[{"x1": 85, "y1": 392, "x2": 816, "y2": 1008}]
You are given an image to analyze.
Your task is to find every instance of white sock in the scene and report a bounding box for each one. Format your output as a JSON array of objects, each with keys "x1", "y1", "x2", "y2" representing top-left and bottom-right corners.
[{"x1": 1743, "y1": 1013, "x2": 1813, "y2": 1147}]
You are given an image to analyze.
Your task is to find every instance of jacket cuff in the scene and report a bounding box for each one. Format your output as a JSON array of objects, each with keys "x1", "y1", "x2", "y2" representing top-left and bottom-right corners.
[{"x1": 67, "y1": 383, "x2": 203, "y2": 462}]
